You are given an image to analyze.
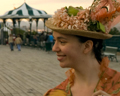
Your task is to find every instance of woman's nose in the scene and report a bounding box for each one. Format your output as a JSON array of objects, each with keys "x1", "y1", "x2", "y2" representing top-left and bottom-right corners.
[{"x1": 52, "y1": 42, "x2": 60, "y2": 52}]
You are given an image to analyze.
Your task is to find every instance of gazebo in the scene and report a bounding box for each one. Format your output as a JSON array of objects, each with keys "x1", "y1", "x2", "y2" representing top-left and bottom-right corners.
[{"x1": 0, "y1": 2, "x2": 52, "y2": 33}]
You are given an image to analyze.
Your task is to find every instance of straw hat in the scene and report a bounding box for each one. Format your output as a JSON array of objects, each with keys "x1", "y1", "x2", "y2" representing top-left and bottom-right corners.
[
  {"x1": 45, "y1": 0, "x2": 120, "y2": 39},
  {"x1": 45, "y1": 19, "x2": 112, "y2": 39}
]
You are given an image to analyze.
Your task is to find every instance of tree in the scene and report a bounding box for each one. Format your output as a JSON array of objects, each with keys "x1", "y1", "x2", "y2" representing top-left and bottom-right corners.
[
  {"x1": 11, "y1": 28, "x2": 26, "y2": 36},
  {"x1": 109, "y1": 27, "x2": 120, "y2": 35}
]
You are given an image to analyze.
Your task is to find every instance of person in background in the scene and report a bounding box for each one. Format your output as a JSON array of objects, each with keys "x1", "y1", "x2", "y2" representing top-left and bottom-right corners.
[
  {"x1": 46, "y1": 32, "x2": 54, "y2": 49},
  {"x1": 15, "y1": 34, "x2": 23, "y2": 51},
  {"x1": 5, "y1": 38, "x2": 8, "y2": 45},
  {"x1": 13, "y1": 34, "x2": 16, "y2": 42},
  {"x1": 47, "y1": 32, "x2": 54, "y2": 43},
  {"x1": 44, "y1": 0, "x2": 120, "y2": 95},
  {"x1": 33, "y1": 35, "x2": 37, "y2": 45},
  {"x1": 8, "y1": 34, "x2": 14, "y2": 51},
  {"x1": 26, "y1": 33, "x2": 30, "y2": 44},
  {"x1": 39, "y1": 32, "x2": 46, "y2": 48}
]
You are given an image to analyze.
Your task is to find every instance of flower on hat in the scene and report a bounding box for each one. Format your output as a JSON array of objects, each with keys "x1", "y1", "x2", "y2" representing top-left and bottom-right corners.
[
  {"x1": 50, "y1": 0, "x2": 120, "y2": 34},
  {"x1": 52, "y1": 6, "x2": 90, "y2": 30}
]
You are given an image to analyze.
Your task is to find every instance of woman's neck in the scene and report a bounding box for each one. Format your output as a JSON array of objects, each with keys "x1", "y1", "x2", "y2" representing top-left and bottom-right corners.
[{"x1": 74, "y1": 57, "x2": 100, "y2": 86}]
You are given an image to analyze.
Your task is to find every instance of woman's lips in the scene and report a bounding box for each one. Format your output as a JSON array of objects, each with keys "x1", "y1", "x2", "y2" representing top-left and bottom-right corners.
[{"x1": 57, "y1": 55, "x2": 66, "y2": 61}]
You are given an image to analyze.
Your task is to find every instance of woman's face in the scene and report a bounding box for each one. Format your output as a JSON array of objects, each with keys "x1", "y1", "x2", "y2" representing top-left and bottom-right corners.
[{"x1": 52, "y1": 32, "x2": 85, "y2": 68}]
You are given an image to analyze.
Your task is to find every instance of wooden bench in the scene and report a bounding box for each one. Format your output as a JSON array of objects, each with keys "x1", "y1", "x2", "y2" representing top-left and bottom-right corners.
[{"x1": 103, "y1": 46, "x2": 118, "y2": 62}]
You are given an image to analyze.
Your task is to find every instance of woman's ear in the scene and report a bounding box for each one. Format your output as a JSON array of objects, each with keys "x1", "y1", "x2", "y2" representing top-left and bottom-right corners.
[{"x1": 83, "y1": 40, "x2": 93, "y2": 54}]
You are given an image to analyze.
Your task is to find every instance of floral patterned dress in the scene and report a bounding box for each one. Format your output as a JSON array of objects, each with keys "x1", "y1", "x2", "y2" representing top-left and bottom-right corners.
[{"x1": 44, "y1": 57, "x2": 120, "y2": 96}]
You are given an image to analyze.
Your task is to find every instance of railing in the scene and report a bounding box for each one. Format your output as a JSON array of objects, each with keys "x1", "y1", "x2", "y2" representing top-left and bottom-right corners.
[
  {"x1": 104, "y1": 35, "x2": 120, "y2": 52},
  {"x1": 103, "y1": 46, "x2": 118, "y2": 62}
]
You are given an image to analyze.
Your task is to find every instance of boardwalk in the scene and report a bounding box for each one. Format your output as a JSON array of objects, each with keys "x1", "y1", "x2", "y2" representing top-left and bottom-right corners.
[{"x1": 0, "y1": 45, "x2": 120, "y2": 96}]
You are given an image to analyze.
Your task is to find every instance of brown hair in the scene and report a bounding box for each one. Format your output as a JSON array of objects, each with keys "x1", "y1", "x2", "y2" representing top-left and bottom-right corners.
[{"x1": 76, "y1": 35, "x2": 103, "y2": 63}]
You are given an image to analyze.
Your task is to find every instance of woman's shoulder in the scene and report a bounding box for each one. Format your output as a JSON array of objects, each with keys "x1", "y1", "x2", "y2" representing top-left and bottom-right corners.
[
  {"x1": 44, "y1": 78, "x2": 69, "y2": 96},
  {"x1": 108, "y1": 68, "x2": 120, "y2": 95},
  {"x1": 108, "y1": 68, "x2": 120, "y2": 78},
  {"x1": 98, "y1": 67, "x2": 120, "y2": 95}
]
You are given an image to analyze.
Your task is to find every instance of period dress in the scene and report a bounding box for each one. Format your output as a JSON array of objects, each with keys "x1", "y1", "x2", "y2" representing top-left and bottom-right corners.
[{"x1": 44, "y1": 57, "x2": 120, "y2": 96}]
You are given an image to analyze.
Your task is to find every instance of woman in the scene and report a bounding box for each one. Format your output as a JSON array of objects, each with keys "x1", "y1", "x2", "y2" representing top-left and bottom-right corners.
[
  {"x1": 15, "y1": 35, "x2": 23, "y2": 51},
  {"x1": 44, "y1": 0, "x2": 120, "y2": 95},
  {"x1": 8, "y1": 34, "x2": 14, "y2": 51}
]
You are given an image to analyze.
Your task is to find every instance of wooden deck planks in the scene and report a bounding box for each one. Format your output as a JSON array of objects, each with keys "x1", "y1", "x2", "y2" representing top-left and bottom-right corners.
[{"x1": 0, "y1": 45, "x2": 119, "y2": 96}]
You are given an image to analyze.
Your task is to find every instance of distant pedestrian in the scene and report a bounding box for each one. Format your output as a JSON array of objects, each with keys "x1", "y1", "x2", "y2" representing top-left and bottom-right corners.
[
  {"x1": 8, "y1": 34, "x2": 14, "y2": 51},
  {"x1": 15, "y1": 35, "x2": 23, "y2": 51},
  {"x1": 26, "y1": 33, "x2": 30, "y2": 44},
  {"x1": 39, "y1": 32, "x2": 46, "y2": 47},
  {"x1": 47, "y1": 32, "x2": 54, "y2": 43},
  {"x1": 33, "y1": 35, "x2": 37, "y2": 45},
  {"x1": 13, "y1": 34, "x2": 16, "y2": 42}
]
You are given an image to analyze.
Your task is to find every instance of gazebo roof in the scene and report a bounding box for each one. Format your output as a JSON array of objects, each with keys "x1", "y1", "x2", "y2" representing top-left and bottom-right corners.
[{"x1": 0, "y1": 2, "x2": 52, "y2": 19}]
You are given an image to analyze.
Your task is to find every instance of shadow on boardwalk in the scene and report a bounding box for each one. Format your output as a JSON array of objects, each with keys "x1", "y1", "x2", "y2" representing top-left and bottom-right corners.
[{"x1": 0, "y1": 45, "x2": 119, "y2": 96}]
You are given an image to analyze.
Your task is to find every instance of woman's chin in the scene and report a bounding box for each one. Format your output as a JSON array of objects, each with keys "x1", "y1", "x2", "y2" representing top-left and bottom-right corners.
[{"x1": 59, "y1": 63, "x2": 69, "y2": 68}]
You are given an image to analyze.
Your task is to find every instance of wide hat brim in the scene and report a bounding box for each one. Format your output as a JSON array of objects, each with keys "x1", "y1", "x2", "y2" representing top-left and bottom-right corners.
[{"x1": 45, "y1": 19, "x2": 112, "y2": 39}]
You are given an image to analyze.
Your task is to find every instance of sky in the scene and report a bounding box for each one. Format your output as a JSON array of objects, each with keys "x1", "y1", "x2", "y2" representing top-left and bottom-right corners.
[
  {"x1": 0, "y1": 0, "x2": 94, "y2": 15},
  {"x1": 0, "y1": 0, "x2": 120, "y2": 30}
]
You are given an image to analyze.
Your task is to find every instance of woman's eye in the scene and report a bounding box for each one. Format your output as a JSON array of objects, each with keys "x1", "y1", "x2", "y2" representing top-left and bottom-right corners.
[{"x1": 60, "y1": 41, "x2": 66, "y2": 44}]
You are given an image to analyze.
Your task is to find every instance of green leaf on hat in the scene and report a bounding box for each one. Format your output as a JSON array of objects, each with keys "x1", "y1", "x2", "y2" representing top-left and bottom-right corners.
[
  {"x1": 76, "y1": 6, "x2": 83, "y2": 9},
  {"x1": 97, "y1": 22, "x2": 100, "y2": 30},
  {"x1": 67, "y1": 6, "x2": 79, "y2": 16},
  {"x1": 87, "y1": 21, "x2": 105, "y2": 32},
  {"x1": 99, "y1": 22, "x2": 105, "y2": 32},
  {"x1": 64, "y1": 6, "x2": 67, "y2": 10}
]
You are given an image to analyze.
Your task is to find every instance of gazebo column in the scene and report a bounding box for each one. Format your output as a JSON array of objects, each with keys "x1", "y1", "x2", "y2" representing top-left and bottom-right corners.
[
  {"x1": 29, "y1": 17, "x2": 32, "y2": 43},
  {"x1": 29, "y1": 17, "x2": 32, "y2": 35},
  {"x1": 12, "y1": 18, "x2": 16, "y2": 28},
  {"x1": 43, "y1": 18, "x2": 48, "y2": 32},
  {"x1": 43, "y1": 19, "x2": 46, "y2": 31},
  {"x1": 35, "y1": 18, "x2": 39, "y2": 32},
  {"x1": 1, "y1": 19, "x2": 6, "y2": 45},
  {"x1": 18, "y1": 19, "x2": 21, "y2": 29},
  {"x1": 29, "y1": 19, "x2": 32, "y2": 34},
  {"x1": 3, "y1": 19, "x2": 6, "y2": 27},
  {"x1": 12, "y1": 19, "x2": 16, "y2": 34},
  {"x1": 17, "y1": 19, "x2": 21, "y2": 34}
]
